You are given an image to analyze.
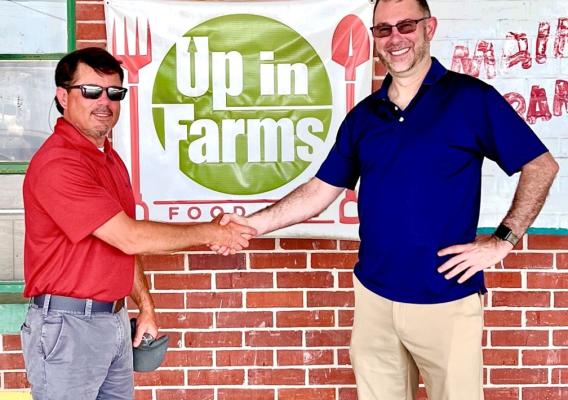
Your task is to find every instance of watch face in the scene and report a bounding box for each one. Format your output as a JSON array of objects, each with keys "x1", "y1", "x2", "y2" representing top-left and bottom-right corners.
[{"x1": 495, "y1": 224, "x2": 512, "y2": 240}]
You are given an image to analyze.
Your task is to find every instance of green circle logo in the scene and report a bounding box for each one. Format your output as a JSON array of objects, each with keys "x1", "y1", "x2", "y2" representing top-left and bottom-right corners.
[{"x1": 152, "y1": 14, "x2": 332, "y2": 195}]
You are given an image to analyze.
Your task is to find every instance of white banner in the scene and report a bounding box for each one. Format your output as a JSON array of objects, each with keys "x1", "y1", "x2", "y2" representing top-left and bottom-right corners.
[{"x1": 105, "y1": 0, "x2": 373, "y2": 239}]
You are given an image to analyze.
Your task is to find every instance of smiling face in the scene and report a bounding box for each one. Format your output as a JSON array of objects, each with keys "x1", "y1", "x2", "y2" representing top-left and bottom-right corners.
[
  {"x1": 373, "y1": 0, "x2": 437, "y2": 79},
  {"x1": 55, "y1": 63, "x2": 122, "y2": 147}
]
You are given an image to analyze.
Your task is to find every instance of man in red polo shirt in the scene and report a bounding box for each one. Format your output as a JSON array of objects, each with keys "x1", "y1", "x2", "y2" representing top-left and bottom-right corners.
[{"x1": 21, "y1": 47, "x2": 255, "y2": 400}]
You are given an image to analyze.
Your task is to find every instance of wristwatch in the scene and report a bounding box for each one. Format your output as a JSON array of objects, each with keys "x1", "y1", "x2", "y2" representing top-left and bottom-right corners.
[{"x1": 493, "y1": 223, "x2": 520, "y2": 246}]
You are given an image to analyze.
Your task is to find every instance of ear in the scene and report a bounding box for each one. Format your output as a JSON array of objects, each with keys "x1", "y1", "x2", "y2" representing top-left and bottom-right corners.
[
  {"x1": 55, "y1": 87, "x2": 68, "y2": 112},
  {"x1": 425, "y1": 16, "x2": 438, "y2": 41}
]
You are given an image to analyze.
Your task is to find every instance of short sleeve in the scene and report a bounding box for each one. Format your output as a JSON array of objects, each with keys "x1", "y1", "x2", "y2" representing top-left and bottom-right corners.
[
  {"x1": 316, "y1": 115, "x2": 360, "y2": 189},
  {"x1": 479, "y1": 85, "x2": 548, "y2": 176},
  {"x1": 30, "y1": 157, "x2": 123, "y2": 243}
]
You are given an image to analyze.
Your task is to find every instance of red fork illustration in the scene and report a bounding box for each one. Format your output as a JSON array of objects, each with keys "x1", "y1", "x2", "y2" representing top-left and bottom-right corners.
[
  {"x1": 331, "y1": 15, "x2": 370, "y2": 224},
  {"x1": 111, "y1": 18, "x2": 152, "y2": 220}
]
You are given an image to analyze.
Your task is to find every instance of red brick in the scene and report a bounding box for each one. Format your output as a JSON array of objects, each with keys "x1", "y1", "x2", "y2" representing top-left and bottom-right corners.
[
  {"x1": 522, "y1": 349, "x2": 568, "y2": 365},
  {"x1": 4, "y1": 371, "x2": 29, "y2": 388},
  {"x1": 76, "y1": 22, "x2": 107, "y2": 40},
  {"x1": 484, "y1": 387, "x2": 519, "y2": 400},
  {"x1": 553, "y1": 330, "x2": 568, "y2": 346},
  {"x1": 218, "y1": 389, "x2": 274, "y2": 400},
  {"x1": 374, "y1": 61, "x2": 388, "y2": 77},
  {"x1": 306, "y1": 330, "x2": 351, "y2": 347},
  {"x1": 484, "y1": 310, "x2": 522, "y2": 327},
  {"x1": 156, "y1": 389, "x2": 214, "y2": 400},
  {"x1": 135, "y1": 389, "x2": 153, "y2": 400},
  {"x1": 372, "y1": 78, "x2": 384, "y2": 92},
  {"x1": 0, "y1": 353, "x2": 24, "y2": 369},
  {"x1": 527, "y1": 272, "x2": 568, "y2": 289},
  {"x1": 185, "y1": 331, "x2": 242, "y2": 348},
  {"x1": 277, "y1": 350, "x2": 334, "y2": 366},
  {"x1": 339, "y1": 387, "x2": 357, "y2": 400},
  {"x1": 248, "y1": 238, "x2": 276, "y2": 250},
  {"x1": 251, "y1": 253, "x2": 307, "y2": 269},
  {"x1": 134, "y1": 370, "x2": 184, "y2": 386},
  {"x1": 186, "y1": 292, "x2": 242, "y2": 308},
  {"x1": 217, "y1": 350, "x2": 273, "y2": 367},
  {"x1": 309, "y1": 368, "x2": 356, "y2": 384},
  {"x1": 280, "y1": 239, "x2": 337, "y2": 250},
  {"x1": 216, "y1": 312, "x2": 273, "y2": 328},
  {"x1": 338, "y1": 310, "x2": 354, "y2": 327},
  {"x1": 526, "y1": 311, "x2": 568, "y2": 326},
  {"x1": 247, "y1": 291, "x2": 303, "y2": 308},
  {"x1": 188, "y1": 369, "x2": 244, "y2": 385},
  {"x1": 307, "y1": 291, "x2": 354, "y2": 307},
  {"x1": 340, "y1": 241, "x2": 360, "y2": 250},
  {"x1": 279, "y1": 388, "x2": 335, "y2": 400},
  {"x1": 490, "y1": 368, "x2": 548, "y2": 384},
  {"x1": 276, "y1": 310, "x2": 334, "y2": 327},
  {"x1": 156, "y1": 312, "x2": 212, "y2": 329},
  {"x1": 150, "y1": 293, "x2": 185, "y2": 309},
  {"x1": 484, "y1": 272, "x2": 522, "y2": 288},
  {"x1": 339, "y1": 272, "x2": 353, "y2": 288},
  {"x1": 527, "y1": 235, "x2": 568, "y2": 249},
  {"x1": 311, "y1": 253, "x2": 358, "y2": 269},
  {"x1": 154, "y1": 273, "x2": 211, "y2": 290},
  {"x1": 162, "y1": 350, "x2": 212, "y2": 367},
  {"x1": 248, "y1": 369, "x2": 305, "y2": 385},
  {"x1": 338, "y1": 349, "x2": 352, "y2": 365},
  {"x1": 246, "y1": 331, "x2": 302, "y2": 347},
  {"x1": 2, "y1": 335, "x2": 21, "y2": 351},
  {"x1": 483, "y1": 349, "x2": 518, "y2": 365},
  {"x1": 555, "y1": 292, "x2": 568, "y2": 307},
  {"x1": 491, "y1": 330, "x2": 548, "y2": 347},
  {"x1": 552, "y1": 368, "x2": 568, "y2": 384},
  {"x1": 189, "y1": 254, "x2": 245, "y2": 270},
  {"x1": 557, "y1": 253, "x2": 568, "y2": 269},
  {"x1": 492, "y1": 291, "x2": 550, "y2": 307},
  {"x1": 502, "y1": 253, "x2": 553, "y2": 269},
  {"x1": 278, "y1": 272, "x2": 333, "y2": 288},
  {"x1": 523, "y1": 387, "x2": 568, "y2": 400},
  {"x1": 216, "y1": 272, "x2": 273, "y2": 289},
  {"x1": 76, "y1": 3, "x2": 105, "y2": 21},
  {"x1": 139, "y1": 254, "x2": 184, "y2": 271}
]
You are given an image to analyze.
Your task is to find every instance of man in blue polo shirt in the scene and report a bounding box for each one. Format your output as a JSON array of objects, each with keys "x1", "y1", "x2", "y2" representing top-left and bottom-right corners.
[{"x1": 217, "y1": 0, "x2": 558, "y2": 398}]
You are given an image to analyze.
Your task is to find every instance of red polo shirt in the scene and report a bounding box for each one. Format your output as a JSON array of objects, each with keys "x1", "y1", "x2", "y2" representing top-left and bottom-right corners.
[{"x1": 23, "y1": 118, "x2": 135, "y2": 301}]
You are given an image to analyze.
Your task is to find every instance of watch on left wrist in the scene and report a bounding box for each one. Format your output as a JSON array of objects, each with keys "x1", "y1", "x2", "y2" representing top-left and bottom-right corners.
[{"x1": 493, "y1": 223, "x2": 520, "y2": 246}]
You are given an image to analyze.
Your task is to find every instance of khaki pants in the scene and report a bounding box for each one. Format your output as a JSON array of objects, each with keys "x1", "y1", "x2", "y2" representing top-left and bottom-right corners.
[{"x1": 350, "y1": 276, "x2": 484, "y2": 400}]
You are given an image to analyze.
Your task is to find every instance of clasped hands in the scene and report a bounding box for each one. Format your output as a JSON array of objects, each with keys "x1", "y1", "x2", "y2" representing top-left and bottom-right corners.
[{"x1": 209, "y1": 213, "x2": 256, "y2": 255}]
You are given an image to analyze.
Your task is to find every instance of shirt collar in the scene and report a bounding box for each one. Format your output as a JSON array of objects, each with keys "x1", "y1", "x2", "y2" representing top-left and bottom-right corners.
[
  {"x1": 374, "y1": 57, "x2": 447, "y2": 101},
  {"x1": 54, "y1": 117, "x2": 112, "y2": 162}
]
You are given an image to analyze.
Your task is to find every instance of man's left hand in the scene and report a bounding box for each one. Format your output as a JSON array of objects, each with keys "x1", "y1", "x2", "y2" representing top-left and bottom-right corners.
[
  {"x1": 437, "y1": 236, "x2": 513, "y2": 283},
  {"x1": 133, "y1": 309, "x2": 159, "y2": 347}
]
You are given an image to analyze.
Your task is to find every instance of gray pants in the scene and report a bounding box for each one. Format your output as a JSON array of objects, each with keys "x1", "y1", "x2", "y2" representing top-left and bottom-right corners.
[{"x1": 21, "y1": 301, "x2": 134, "y2": 400}]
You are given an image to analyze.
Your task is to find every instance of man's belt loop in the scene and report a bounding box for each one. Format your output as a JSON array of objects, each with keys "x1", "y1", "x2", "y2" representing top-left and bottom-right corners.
[
  {"x1": 42, "y1": 294, "x2": 51, "y2": 317},
  {"x1": 85, "y1": 299, "x2": 93, "y2": 317}
]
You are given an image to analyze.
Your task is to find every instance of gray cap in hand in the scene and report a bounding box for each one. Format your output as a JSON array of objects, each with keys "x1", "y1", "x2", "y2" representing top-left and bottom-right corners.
[{"x1": 130, "y1": 318, "x2": 169, "y2": 372}]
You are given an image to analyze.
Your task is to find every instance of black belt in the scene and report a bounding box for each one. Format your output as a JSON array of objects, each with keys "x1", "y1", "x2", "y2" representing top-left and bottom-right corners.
[{"x1": 32, "y1": 294, "x2": 125, "y2": 314}]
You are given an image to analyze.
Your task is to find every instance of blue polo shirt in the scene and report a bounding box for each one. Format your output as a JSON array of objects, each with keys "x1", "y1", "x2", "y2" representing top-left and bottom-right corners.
[{"x1": 316, "y1": 57, "x2": 548, "y2": 304}]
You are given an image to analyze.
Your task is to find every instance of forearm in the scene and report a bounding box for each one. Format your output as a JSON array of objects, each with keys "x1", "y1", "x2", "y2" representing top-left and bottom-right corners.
[
  {"x1": 249, "y1": 177, "x2": 344, "y2": 235},
  {"x1": 501, "y1": 152, "x2": 558, "y2": 236},
  {"x1": 130, "y1": 256, "x2": 155, "y2": 314}
]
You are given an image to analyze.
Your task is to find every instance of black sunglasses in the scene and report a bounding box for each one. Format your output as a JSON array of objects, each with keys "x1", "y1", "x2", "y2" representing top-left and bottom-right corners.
[
  {"x1": 64, "y1": 84, "x2": 128, "y2": 101},
  {"x1": 370, "y1": 17, "x2": 430, "y2": 38}
]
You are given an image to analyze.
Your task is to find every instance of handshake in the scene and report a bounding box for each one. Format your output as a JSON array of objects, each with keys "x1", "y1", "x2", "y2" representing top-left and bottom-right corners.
[{"x1": 209, "y1": 213, "x2": 262, "y2": 256}]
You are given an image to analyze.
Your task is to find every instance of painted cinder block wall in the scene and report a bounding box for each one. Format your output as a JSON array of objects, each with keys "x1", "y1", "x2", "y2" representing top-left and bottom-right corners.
[{"x1": 1, "y1": 1, "x2": 567, "y2": 399}]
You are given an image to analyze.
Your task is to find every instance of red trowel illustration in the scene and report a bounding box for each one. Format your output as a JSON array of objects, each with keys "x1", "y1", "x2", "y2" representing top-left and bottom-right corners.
[{"x1": 332, "y1": 15, "x2": 370, "y2": 224}]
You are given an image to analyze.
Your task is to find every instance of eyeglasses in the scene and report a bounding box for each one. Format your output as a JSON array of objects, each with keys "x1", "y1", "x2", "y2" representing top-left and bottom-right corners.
[
  {"x1": 64, "y1": 84, "x2": 128, "y2": 101},
  {"x1": 370, "y1": 17, "x2": 430, "y2": 38}
]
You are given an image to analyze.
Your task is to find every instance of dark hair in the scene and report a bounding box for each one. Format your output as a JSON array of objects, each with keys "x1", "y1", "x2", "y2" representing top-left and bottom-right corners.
[
  {"x1": 373, "y1": 0, "x2": 431, "y2": 22},
  {"x1": 54, "y1": 47, "x2": 124, "y2": 114}
]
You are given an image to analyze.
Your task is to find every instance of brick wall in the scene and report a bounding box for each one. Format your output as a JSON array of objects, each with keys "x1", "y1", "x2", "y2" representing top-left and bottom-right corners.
[{"x1": 1, "y1": 1, "x2": 566, "y2": 399}]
